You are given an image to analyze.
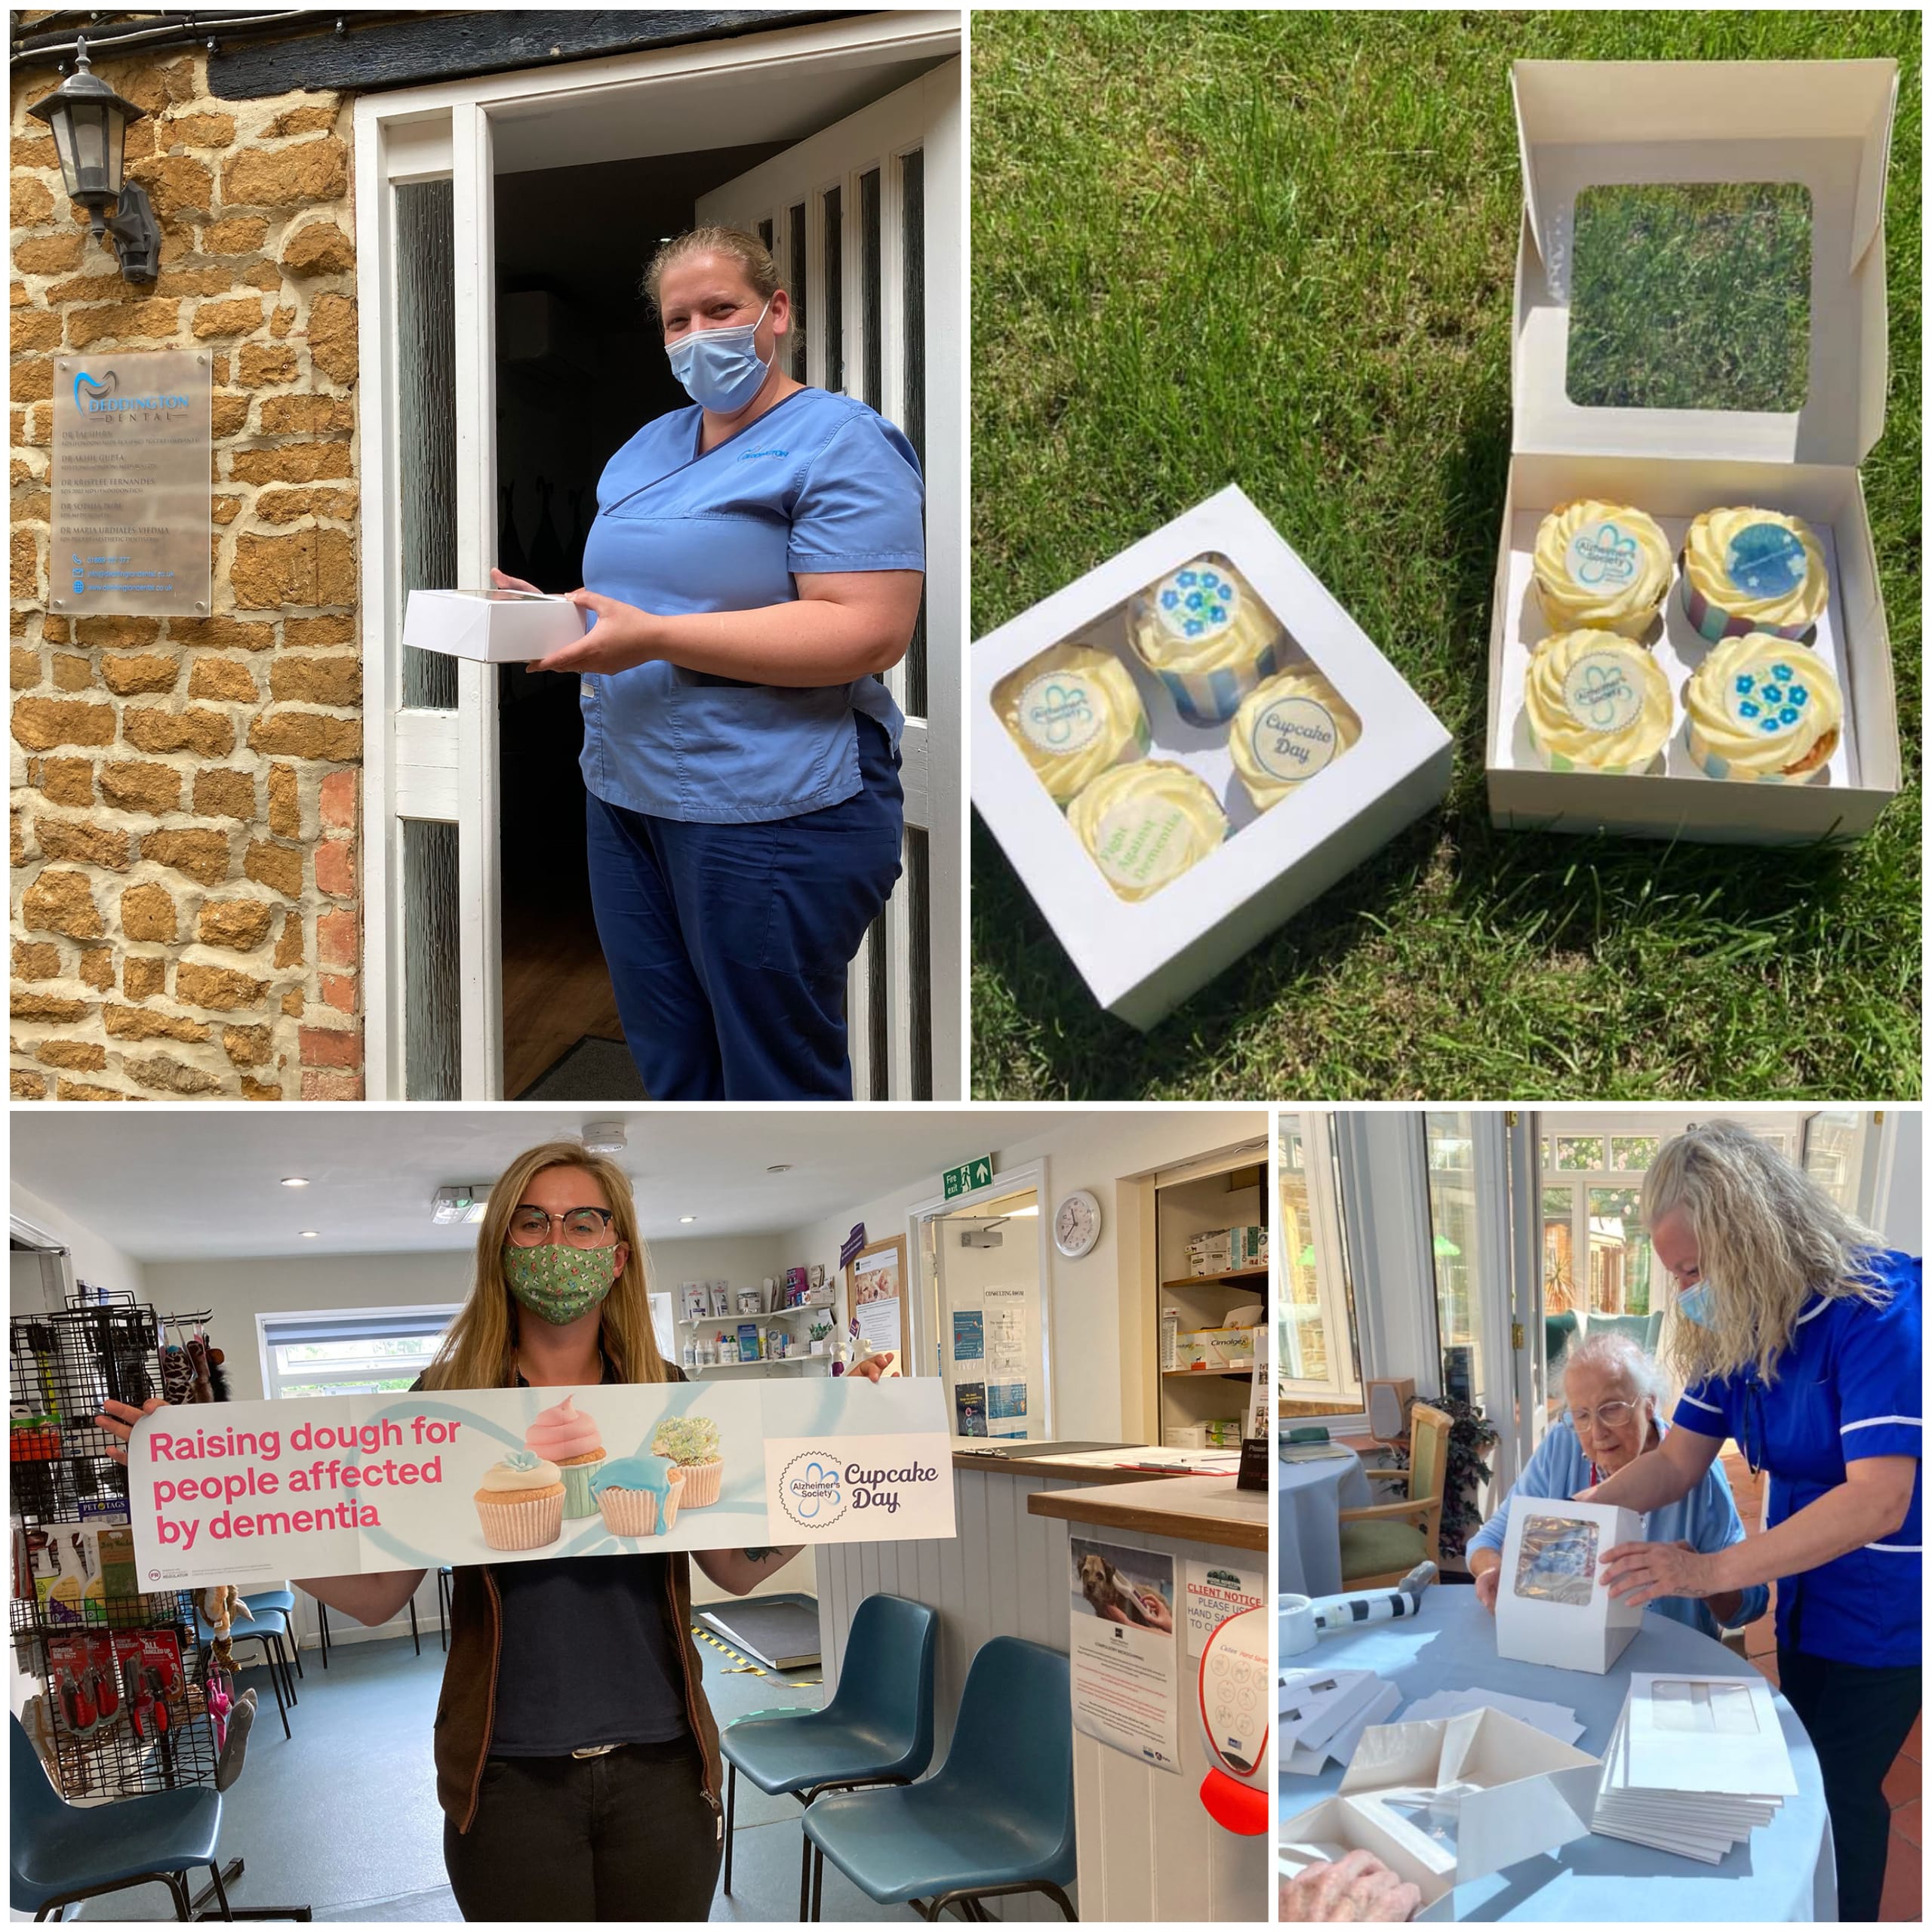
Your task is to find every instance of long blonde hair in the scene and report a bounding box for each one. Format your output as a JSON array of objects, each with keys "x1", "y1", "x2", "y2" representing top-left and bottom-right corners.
[
  {"x1": 1644, "y1": 1120, "x2": 1887, "y2": 1388},
  {"x1": 420, "y1": 1141, "x2": 669, "y2": 1391}
]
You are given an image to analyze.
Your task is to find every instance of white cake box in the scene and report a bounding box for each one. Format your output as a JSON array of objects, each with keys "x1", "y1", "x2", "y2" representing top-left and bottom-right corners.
[
  {"x1": 1278, "y1": 1708, "x2": 1603, "y2": 1909},
  {"x1": 1496, "y1": 1497, "x2": 1644, "y2": 1675},
  {"x1": 402, "y1": 587, "x2": 586, "y2": 663},
  {"x1": 1488, "y1": 59, "x2": 1902, "y2": 842},
  {"x1": 972, "y1": 488, "x2": 1453, "y2": 1029}
]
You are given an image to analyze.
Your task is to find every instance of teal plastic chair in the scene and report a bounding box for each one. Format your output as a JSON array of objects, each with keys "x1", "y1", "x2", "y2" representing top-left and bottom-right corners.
[
  {"x1": 11, "y1": 1713, "x2": 230, "y2": 1921},
  {"x1": 195, "y1": 1607, "x2": 292, "y2": 1739},
  {"x1": 719, "y1": 1592, "x2": 937, "y2": 1916},
  {"x1": 801, "y1": 1635, "x2": 1076, "y2": 1921},
  {"x1": 240, "y1": 1588, "x2": 301, "y2": 1680}
]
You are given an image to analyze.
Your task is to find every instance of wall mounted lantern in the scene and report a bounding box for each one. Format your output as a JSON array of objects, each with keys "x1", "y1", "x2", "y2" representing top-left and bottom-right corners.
[{"x1": 28, "y1": 33, "x2": 161, "y2": 287}]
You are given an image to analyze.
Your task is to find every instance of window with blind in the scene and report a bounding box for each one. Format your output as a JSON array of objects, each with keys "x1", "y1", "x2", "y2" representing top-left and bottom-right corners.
[{"x1": 260, "y1": 1309, "x2": 461, "y2": 1400}]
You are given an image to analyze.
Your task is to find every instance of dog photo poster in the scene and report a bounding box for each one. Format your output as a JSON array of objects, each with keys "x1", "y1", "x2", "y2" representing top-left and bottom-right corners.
[{"x1": 1068, "y1": 1537, "x2": 1180, "y2": 1773}]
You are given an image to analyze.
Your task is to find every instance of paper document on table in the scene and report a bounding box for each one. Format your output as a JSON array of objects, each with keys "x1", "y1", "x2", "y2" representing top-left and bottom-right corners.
[
  {"x1": 1398, "y1": 1688, "x2": 1585, "y2": 1747},
  {"x1": 1279, "y1": 1667, "x2": 1383, "y2": 1755},
  {"x1": 1284, "y1": 1681, "x2": 1401, "y2": 1776}
]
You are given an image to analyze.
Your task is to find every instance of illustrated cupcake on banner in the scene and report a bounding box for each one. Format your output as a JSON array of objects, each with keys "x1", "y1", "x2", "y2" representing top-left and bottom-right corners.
[
  {"x1": 473, "y1": 1450, "x2": 565, "y2": 1550},
  {"x1": 525, "y1": 1395, "x2": 605, "y2": 1518},
  {"x1": 1127, "y1": 555, "x2": 1284, "y2": 725},
  {"x1": 650, "y1": 1415, "x2": 724, "y2": 1508},
  {"x1": 592, "y1": 1455, "x2": 685, "y2": 1537}
]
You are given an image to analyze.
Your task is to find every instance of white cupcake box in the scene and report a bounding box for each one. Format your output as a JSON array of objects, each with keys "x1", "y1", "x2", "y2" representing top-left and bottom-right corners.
[
  {"x1": 1487, "y1": 59, "x2": 1903, "y2": 842},
  {"x1": 972, "y1": 487, "x2": 1452, "y2": 1029}
]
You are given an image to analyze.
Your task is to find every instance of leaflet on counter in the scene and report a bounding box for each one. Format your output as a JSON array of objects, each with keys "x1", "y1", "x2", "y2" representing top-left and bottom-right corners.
[{"x1": 129, "y1": 1380, "x2": 952, "y2": 1588}]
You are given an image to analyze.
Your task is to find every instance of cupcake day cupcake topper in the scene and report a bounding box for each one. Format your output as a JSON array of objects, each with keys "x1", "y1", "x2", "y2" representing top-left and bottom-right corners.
[{"x1": 1248, "y1": 694, "x2": 1340, "y2": 780}]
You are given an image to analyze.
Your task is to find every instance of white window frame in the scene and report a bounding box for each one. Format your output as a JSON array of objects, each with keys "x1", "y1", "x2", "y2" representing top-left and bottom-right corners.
[
  {"x1": 257, "y1": 1303, "x2": 461, "y2": 1402},
  {"x1": 1277, "y1": 1111, "x2": 1362, "y2": 1413}
]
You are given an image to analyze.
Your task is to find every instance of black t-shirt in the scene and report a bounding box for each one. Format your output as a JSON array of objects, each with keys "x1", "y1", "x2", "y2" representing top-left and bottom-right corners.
[{"x1": 426, "y1": 1360, "x2": 691, "y2": 1757}]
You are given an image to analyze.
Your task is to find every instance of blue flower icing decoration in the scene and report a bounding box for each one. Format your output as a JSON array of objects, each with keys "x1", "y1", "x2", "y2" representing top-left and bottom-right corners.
[
  {"x1": 1161, "y1": 589, "x2": 1180, "y2": 609},
  {"x1": 1177, "y1": 570, "x2": 1198, "y2": 589}
]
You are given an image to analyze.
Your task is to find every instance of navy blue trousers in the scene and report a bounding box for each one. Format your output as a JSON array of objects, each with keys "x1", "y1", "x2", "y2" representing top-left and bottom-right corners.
[{"x1": 585, "y1": 718, "x2": 903, "y2": 1100}]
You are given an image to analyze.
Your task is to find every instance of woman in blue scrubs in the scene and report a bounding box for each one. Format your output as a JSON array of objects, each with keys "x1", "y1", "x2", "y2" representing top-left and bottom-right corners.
[
  {"x1": 1581, "y1": 1121, "x2": 1921, "y2": 1923},
  {"x1": 492, "y1": 226, "x2": 924, "y2": 1100}
]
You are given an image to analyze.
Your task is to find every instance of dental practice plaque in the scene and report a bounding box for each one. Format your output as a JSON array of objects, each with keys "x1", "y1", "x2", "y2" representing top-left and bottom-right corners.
[{"x1": 128, "y1": 1380, "x2": 952, "y2": 1589}]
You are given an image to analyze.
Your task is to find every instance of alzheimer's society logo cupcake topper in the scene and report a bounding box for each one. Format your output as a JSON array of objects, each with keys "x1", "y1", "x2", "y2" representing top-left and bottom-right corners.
[{"x1": 777, "y1": 1450, "x2": 848, "y2": 1528}]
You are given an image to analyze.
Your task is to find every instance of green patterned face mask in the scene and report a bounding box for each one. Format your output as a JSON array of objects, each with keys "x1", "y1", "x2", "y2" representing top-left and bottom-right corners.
[{"x1": 501, "y1": 1242, "x2": 623, "y2": 1326}]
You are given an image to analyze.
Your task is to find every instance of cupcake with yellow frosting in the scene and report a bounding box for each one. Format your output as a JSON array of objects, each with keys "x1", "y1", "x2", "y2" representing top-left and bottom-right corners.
[
  {"x1": 1682, "y1": 633, "x2": 1841, "y2": 783},
  {"x1": 1531, "y1": 500, "x2": 1672, "y2": 637},
  {"x1": 1521, "y1": 630, "x2": 1673, "y2": 774},
  {"x1": 1680, "y1": 507, "x2": 1828, "y2": 643},
  {"x1": 992, "y1": 642, "x2": 1150, "y2": 804},
  {"x1": 1127, "y1": 555, "x2": 1284, "y2": 725},
  {"x1": 1229, "y1": 666, "x2": 1361, "y2": 809},
  {"x1": 1066, "y1": 760, "x2": 1227, "y2": 901}
]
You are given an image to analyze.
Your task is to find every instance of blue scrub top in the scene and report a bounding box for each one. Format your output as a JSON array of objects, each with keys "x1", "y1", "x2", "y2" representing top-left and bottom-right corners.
[
  {"x1": 1466, "y1": 1416, "x2": 1769, "y2": 1641},
  {"x1": 1672, "y1": 1249, "x2": 1922, "y2": 1667},
  {"x1": 578, "y1": 387, "x2": 924, "y2": 823}
]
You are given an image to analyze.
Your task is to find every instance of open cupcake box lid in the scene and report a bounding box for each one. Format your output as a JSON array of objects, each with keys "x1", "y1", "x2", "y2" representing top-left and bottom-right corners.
[
  {"x1": 1488, "y1": 58, "x2": 1903, "y2": 841},
  {"x1": 972, "y1": 487, "x2": 1452, "y2": 1030}
]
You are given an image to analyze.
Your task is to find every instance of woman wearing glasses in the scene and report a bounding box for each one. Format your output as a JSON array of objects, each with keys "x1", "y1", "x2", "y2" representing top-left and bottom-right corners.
[
  {"x1": 1583, "y1": 1121, "x2": 1920, "y2": 1926},
  {"x1": 100, "y1": 1139, "x2": 886, "y2": 1922},
  {"x1": 1465, "y1": 1330, "x2": 1765, "y2": 1638}
]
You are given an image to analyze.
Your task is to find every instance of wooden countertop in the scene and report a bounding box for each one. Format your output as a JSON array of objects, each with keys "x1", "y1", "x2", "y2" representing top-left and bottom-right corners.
[
  {"x1": 1026, "y1": 1474, "x2": 1268, "y2": 1552},
  {"x1": 951, "y1": 1444, "x2": 1171, "y2": 1485}
]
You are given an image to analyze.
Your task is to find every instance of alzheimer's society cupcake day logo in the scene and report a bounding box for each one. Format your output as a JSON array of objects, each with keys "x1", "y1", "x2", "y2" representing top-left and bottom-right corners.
[{"x1": 764, "y1": 1435, "x2": 951, "y2": 1541}]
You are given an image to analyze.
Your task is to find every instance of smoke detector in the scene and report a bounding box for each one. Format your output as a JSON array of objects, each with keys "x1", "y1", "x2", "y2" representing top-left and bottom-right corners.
[{"x1": 582, "y1": 1121, "x2": 629, "y2": 1155}]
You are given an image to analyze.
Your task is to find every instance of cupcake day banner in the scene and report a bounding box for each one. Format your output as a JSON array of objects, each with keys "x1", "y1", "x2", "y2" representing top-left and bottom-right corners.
[{"x1": 126, "y1": 1380, "x2": 953, "y2": 1591}]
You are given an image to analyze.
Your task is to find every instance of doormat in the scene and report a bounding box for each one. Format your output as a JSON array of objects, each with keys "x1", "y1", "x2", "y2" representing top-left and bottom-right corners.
[
  {"x1": 697, "y1": 1592, "x2": 823, "y2": 1673},
  {"x1": 516, "y1": 1035, "x2": 648, "y2": 1101}
]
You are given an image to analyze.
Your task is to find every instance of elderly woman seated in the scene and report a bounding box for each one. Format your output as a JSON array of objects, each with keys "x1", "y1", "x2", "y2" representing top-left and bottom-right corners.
[{"x1": 1469, "y1": 1331, "x2": 1767, "y2": 1638}]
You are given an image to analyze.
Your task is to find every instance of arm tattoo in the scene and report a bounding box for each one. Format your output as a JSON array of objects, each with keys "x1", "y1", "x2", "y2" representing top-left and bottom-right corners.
[{"x1": 742, "y1": 1547, "x2": 780, "y2": 1564}]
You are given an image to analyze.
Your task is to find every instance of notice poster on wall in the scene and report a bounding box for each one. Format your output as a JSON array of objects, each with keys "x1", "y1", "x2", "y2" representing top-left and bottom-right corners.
[
  {"x1": 983, "y1": 1285, "x2": 1029, "y2": 1376},
  {"x1": 849, "y1": 1237, "x2": 906, "y2": 1363},
  {"x1": 1068, "y1": 1537, "x2": 1180, "y2": 1774},
  {"x1": 1183, "y1": 1557, "x2": 1266, "y2": 1657},
  {"x1": 952, "y1": 1310, "x2": 984, "y2": 1361},
  {"x1": 128, "y1": 1380, "x2": 952, "y2": 1589}
]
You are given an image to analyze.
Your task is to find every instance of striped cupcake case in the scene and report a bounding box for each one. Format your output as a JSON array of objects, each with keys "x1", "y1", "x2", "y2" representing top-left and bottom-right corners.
[
  {"x1": 1130, "y1": 559, "x2": 1284, "y2": 726},
  {"x1": 1680, "y1": 570, "x2": 1817, "y2": 646}
]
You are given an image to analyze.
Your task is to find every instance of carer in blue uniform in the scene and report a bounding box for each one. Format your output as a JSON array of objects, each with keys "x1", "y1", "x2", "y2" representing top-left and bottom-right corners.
[
  {"x1": 1582, "y1": 1123, "x2": 1921, "y2": 1923},
  {"x1": 497, "y1": 226, "x2": 924, "y2": 1100}
]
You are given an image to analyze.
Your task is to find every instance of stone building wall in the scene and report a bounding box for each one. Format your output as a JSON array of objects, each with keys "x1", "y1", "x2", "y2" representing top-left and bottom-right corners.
[{"x1": 10, "y1": 45, "x2": 365, "y2": 1100}]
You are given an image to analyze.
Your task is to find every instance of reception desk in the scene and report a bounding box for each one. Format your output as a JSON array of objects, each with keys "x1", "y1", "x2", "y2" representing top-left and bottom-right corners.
[{"x1": 812, "y1": 1443, "x2": 1268, "y2": 1923}]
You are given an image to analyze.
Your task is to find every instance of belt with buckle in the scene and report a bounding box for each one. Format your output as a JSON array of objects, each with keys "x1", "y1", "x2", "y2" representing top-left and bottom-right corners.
[{"x1": 571, "y1": 1743, "x2": 620, "y2": 1759}]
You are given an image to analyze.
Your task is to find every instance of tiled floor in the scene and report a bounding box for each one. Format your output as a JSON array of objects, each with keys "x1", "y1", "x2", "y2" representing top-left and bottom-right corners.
[{"x1": 1721, "y1": 1450, "x2": 1921, "y2": 1923}]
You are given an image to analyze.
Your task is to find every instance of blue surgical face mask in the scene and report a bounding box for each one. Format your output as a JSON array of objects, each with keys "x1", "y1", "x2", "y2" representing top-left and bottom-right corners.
[
  {"x1": 666, "y1": 299, "x2": 772, "y2": 413},
  {"x1": 1676, "y1": 1281, "x2": 1716, "y2": 1328}
]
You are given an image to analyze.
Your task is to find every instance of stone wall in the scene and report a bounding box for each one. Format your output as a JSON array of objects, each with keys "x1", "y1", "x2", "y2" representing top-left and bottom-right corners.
[{"x1": 10, "y1": 46, "x2": 364, "y2": 1100}]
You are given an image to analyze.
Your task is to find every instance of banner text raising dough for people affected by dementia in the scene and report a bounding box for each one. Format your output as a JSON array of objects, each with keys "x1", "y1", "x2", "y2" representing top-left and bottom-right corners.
[{"x1": 130, "y1": 1378, "x2": 952, "y2": 1589}]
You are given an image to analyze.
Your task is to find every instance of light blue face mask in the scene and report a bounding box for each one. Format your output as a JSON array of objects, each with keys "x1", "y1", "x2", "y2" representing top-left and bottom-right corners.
[
  {"x1": 1676, "y1": 1281, "x2": 1716, "y2": 1328},
  {"x1": 666, "y1": 298, "x2": 772, "y2": 414}
]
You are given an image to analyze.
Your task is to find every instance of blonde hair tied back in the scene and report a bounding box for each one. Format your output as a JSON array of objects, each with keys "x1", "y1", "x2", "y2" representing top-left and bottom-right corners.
[
  {"x1": 420, "y1": 1140, "x2": 667, "y2": 1391},
  {"x1": 641, "y1": 225, "x2": 784, "y2": 315},
  {"x1": 1643, "y1": 1119, "x2": 1887, "y2": 1389}
]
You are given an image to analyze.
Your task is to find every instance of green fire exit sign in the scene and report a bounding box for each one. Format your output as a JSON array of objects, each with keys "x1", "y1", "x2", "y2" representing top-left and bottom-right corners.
[{"x1": 942, "y1": 1155, "x2": 994, "y2": 1199}]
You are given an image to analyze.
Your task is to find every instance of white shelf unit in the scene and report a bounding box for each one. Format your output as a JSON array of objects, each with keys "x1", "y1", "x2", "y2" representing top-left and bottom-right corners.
[
  {"x1": 1154, "y1": 1166, "x2": 1268, "y2": 1447},
  {"x1": 675, "y1": 1303, "x2": 835, "y2": 1327}
]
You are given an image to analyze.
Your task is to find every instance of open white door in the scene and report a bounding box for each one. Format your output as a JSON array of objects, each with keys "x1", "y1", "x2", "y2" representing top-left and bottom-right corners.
[
  {"x1": 696, "y1": 60, "x2": 962, "y2": 1102},
  {"x1": 355, "y1": 16, "x2": 961, "y2": 1100}
]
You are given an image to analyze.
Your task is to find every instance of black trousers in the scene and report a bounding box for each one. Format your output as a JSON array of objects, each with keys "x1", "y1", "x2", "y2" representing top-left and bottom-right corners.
[
  {"x1": 443, "y1": 1738, "x2": 721, "y2": 1921},
  {"x1": 1778, "y1": 1645, "x2": 1921, "y2": 1922}
]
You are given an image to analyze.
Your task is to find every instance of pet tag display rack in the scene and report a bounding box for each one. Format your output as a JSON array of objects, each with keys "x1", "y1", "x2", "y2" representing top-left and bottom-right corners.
[{"x1": 9, "y1": 1304, "x2": 219, "y2": 1800}]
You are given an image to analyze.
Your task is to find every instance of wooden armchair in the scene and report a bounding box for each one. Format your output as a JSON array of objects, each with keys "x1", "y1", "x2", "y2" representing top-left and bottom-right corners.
[{"x1": 1337, "y1": 1401, "x2": 1451, "y2": 1589}]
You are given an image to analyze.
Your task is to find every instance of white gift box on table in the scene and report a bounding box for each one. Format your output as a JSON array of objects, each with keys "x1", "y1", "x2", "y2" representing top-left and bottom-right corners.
[
  {"x1": 1487, "y1": 58, "x2": 1903, "y2": 842},
  {"x1": 1495, "y1": 1496, "x2": 1644, "y2": 1674},
  {"x1": 402, "y1": 587, "x2": 586, "y2": 663},
  {"x1": 972, "y1": 487, "x2": 1453, "y2": 1029},
  {"x1": 1278, "y1": 1707, "x2": 1603, "y2": 1909}
]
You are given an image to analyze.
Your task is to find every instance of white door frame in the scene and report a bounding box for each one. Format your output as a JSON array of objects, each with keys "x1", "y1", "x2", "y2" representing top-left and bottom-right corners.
[
  {"x1": 905, "y1": 1158, "x2": 1056, "y2": 1439},
  {"x1": 354, "y1": 13, "x2": 962, "y2": 1100}
]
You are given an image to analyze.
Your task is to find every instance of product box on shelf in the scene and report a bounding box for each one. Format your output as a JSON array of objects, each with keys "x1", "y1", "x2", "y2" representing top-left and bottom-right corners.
[
  {"x1": 973, "y1": 487, "x2": 1453, "y2": 1029},
  {"x1": 1495, "y1": 1496, "x2": 1644, "y2": 1674},
  {"x1": 1278, "y1": 1708, "x2": 1604, "y2": 1909},
  {"x1": 401, "y1": 586, "x2": 586, "y2": 663},
  {"x1": 1187, "y1": 1224, "x2": 1269, "y2": 1274},
  {"x1": 1487, "y1": 59, "x2": 1901, "y2": 842},
  {"x1": 1180, "y1": 1327, "x2": 1257, "y2": 1372}
]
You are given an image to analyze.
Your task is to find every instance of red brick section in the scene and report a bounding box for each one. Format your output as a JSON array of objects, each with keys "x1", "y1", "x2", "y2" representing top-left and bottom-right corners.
[{"x1": 1721, "y1": 1449, "x2": 1921, "y2": 1920}]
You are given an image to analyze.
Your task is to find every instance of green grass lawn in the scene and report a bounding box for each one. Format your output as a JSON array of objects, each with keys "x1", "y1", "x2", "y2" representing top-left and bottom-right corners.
[{"x1": 970, "y1": 9, "x2": 1921, "y2": 1100}]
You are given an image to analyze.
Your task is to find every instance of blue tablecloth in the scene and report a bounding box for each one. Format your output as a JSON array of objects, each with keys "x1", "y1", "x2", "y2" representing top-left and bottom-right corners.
[
  {"x1": 1279, "y1": 1449, "x2": 1373, "y2": 1597},
  {"x1": 1279, "y1": 1588, "x2": 1834, "y2": 1921}
]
